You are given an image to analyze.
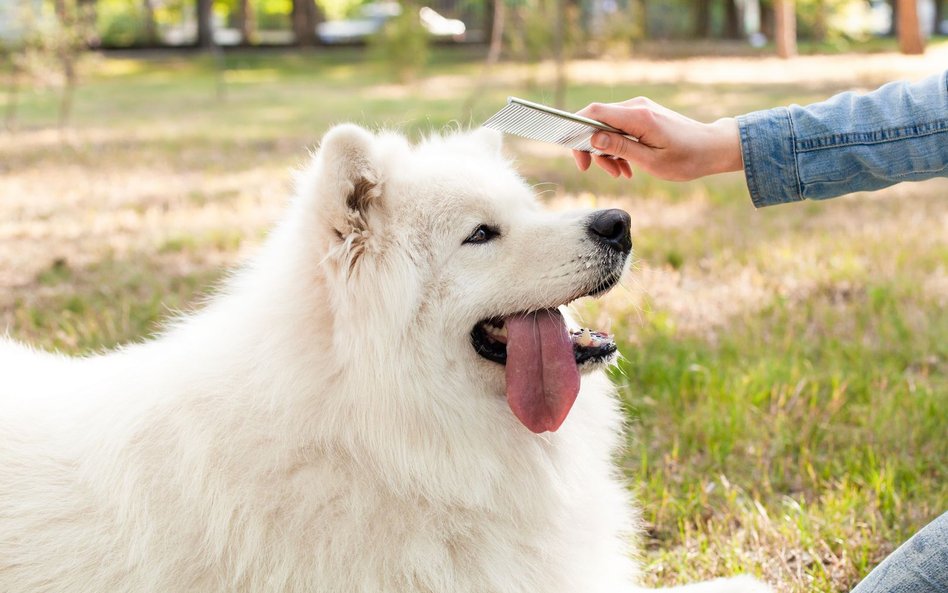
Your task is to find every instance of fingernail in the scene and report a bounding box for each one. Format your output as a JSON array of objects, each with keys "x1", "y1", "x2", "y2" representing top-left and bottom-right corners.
[{"x1": 591, "y1": 132, "x2": 609, "y2": 150}]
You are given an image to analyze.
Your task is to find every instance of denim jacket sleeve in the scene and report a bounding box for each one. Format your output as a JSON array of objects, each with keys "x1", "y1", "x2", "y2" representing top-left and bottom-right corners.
[{"x1": 736, "y1": 70, "x2": 948, "y2": 208}]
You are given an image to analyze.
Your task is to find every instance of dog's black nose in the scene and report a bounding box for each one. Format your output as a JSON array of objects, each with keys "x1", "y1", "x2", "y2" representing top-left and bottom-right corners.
[{"x1": 587, "y1": 209, "x2": 632, "y2": 253}]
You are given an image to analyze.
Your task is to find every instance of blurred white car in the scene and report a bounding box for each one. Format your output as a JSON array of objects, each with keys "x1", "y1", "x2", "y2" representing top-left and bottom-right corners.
[
  {"x1": 317, "y1": 1, "x2": 466, "y2": 44},
  {"x1": 418, "y1": 6, "x2": 466, "y2": 37}
]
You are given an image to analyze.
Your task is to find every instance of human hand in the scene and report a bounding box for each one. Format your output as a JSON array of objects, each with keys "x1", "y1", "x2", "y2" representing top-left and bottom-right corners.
[{"x1": 571, "y1": 98, "x2": 743, "y2": 180}]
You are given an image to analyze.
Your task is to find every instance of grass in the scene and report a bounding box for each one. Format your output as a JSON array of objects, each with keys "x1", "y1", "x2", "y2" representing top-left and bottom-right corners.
[{"x1": 2, "y1": 45, "x2": 946, "y2": 592}]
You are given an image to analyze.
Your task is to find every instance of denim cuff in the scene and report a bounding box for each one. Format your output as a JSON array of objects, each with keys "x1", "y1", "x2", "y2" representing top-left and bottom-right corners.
[{"x1": 737, "y1": 107, "x2": 802, "y2": 208}]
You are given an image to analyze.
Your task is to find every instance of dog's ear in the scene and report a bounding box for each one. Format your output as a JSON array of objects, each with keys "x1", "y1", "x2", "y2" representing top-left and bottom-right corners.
[{"x1": 314, "y1": 124, "x2": 383, "y2": 241}]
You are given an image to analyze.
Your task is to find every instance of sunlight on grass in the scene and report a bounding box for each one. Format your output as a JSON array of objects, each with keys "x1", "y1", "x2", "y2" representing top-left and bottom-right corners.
[
  {"x1": 95, "y1": 58, "x2": 151, "y2": 77},
  {"x1": 224, "y1": 68, "x2": 283, "y2": 84}
]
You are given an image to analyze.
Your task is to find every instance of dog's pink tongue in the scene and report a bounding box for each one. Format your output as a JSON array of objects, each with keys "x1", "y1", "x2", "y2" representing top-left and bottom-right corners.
[{"x1": 505, "y1": 309, "x2": 580, "y2": 433}]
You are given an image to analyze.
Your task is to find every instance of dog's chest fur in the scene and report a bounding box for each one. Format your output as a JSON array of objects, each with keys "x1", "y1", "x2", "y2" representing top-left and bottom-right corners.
[{"x1": 1, "y1": 332, "x2": 636, "y2": 593}]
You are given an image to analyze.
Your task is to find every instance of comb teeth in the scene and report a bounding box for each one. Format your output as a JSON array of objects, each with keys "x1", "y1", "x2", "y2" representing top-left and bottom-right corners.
[{"x1": 483, "y1": 102, "x2": 606, "y2": 155}]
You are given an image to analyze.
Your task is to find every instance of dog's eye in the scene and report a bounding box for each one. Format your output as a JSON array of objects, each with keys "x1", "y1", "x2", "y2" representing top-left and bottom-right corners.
[{"x1": 463, "y1": 225, "x2": 499, "y2": 245}]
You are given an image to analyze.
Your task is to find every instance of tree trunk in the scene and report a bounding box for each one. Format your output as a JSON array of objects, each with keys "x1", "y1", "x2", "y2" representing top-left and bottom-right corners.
[
  {"x1": 812, "y1": 0, "x2": 826, "y2": 42},
  {"x1": 897, "y1": 0, "x2": 924, "y2": 53},
  {"x1": 761, "y1": 0, "x2": 774, "y2": 39},
  {"x1": 292, "y1": 0, "x2": 318, "y2": 46},
  {"x1": 77, "y1": 0, "x2": 98, "y2": 46},
  {"x1": 143, "y1": 0, "x2": 158, "y2": 44},
  {"x1": 934, "y1": 0, "x2": 943, "y2": 35},
  {"x1": 486, "y1": 0, "x2": 506, "y2": 64},
  {"x1": 639, "y1": 0, "x2": 649, "y2": 38},
  {"x1": 237, "y1": 0, "x2": 256, "y2": 44},
  {"x1": 553, "y1": 0, "x2": 566, "y2": 108},
  {"x1": 52, "y1": 0, "x2": 79, "y2": 128},
  {"x1": 461, "y1": 0, "x2": 505, "y2": 115},
  {"x1": 694, "y1": 0, "x2": 712, "y2": 37},
  {"x1": 774, "y1": 0, "x2": 796, "y2": 58},
  {"x1": 59, "y1": 57, "x2": 76, "y2": 129},
  {"x1": 887, "y1": 0, "x2": 898, "y2": 35},
  {"x1": 724, "y1": 0, "x2": 741, "y2": 38},
  {"x1": 197, "y1": 0, "x2": 215, "y2": 49}
]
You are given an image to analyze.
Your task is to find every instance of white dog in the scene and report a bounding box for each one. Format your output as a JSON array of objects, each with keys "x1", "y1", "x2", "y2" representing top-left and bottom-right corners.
[{"x1": 0, "y1": 125, "x2": 769, "y2": 593}]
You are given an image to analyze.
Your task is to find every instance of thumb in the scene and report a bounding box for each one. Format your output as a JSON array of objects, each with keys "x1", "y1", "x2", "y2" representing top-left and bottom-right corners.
[{"x1": 591, "y1": 132, "x2": 649, "y2": 164}]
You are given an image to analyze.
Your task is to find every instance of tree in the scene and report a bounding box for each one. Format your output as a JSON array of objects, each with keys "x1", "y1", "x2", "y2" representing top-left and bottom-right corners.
[
  {"x1": 197, "y1": 0, "x2": 215, "y2": 48},
  {"x1": 811, "y1": 0, "x2": 827, "y2": 42},
  {"x1": 639, "y1": 0, "x2": 650, "y2": 38},
  {"x1": 485, "y1": 0, "x2": 506, "y2": 65},
  {"x1": 77, "y1": 0, "x2": 98, "y2": 45},
  {"x1": 724, "y1": 0, "x2": 742, "y2": 38},
  {"x1": 143, "y1": 0, "x2": 159, "y2": 45},
  {"x1": 897, "y1": 0, "x2": 924, "y2": 54},
  {"x1": 760, "y1": 0, "x2": 774, "y2": 39},
  {"x1": 462, "y1": 0, "x2": 506, "y2": 115},
  {"x1": 694, "y1": 0, "x2": 712, "y2": 37},
  {"x1": 292, "y1": 0, "x2": 319, "y2": 46},
  {"x1": 237, "y1": 0, "x2": 257, "y2": 44},
  {"x1": 3, "y1": 47, "x2": 19, "y2": 130},
  {"x1": 369, "y1": 1, "x2": 429, "y2": 83},
  {"x1": 52, "y1": 0, "x2": 82, "y2": 127},
  {"x1": 886, "y1": 0, "x2": 897, "y2": 35},
  {"x1": 693, "y1": 0, "x2": 741, "y2": 39},
  {"x1": 553, "y1": 0, "x2": 566, "y2": 108},
  {"x1": 774, "y1": 0, "x2": 796, "y2": 58}
]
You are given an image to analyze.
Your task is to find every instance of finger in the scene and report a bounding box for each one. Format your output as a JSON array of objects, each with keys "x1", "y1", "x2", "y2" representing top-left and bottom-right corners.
[
  {"x1": 616, "y1": 159, "x2": 633, "y2": 178},
  {"x1": 572, "y1": 150, "x2": 592, "y2": 171},
  {"x1": 593, "y1": 154, "x2": 621, "y2": 177},
  {"x1": 591, "y1": 131, "x2": 653, "y2": 167},
  {"x1": 574, "y1": 103, "x2": 616, "y2": 128},
  {"x1": 578, "y1": 103, "x2": 656, "y2": 144}
]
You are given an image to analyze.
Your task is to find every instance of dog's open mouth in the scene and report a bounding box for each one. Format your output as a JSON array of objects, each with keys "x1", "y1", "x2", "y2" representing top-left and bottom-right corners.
[
  {"x1": 471, "y1": 316, "x2": 616, "y2": 367},
  {"x1": 471, "y1": 309, "x2": 618, "y2": 434}
]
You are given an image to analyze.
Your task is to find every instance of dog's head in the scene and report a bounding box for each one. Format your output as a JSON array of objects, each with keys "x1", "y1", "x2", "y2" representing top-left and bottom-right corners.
[{"x1": 300, "y1": 124, "x2": 631, "y2": 433}]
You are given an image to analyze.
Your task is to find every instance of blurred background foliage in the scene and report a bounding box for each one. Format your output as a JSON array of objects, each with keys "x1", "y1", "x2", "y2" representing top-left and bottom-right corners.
[
  {"x1": 1, "y1": 0, "x2": 939, "y2": 130},
  {"x1": 0, "y1": 0, "x2": 939, "y2": 115},
  {"x1": 0, "y1": 0, "x2": 939, "y2": 108},
  {"x1": 0, "y1": 0, "x2": 941, "y2": 49}
]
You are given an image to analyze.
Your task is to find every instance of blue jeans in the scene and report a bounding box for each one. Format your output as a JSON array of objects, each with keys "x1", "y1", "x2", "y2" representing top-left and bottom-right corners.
[{"x1": 850, "y1": 512, "x2": 948, "y2": 593}]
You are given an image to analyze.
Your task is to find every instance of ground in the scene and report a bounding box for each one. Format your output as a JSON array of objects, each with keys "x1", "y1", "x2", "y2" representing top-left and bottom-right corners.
[{"x1": 1, "y1": 44, "x2": 946, "y2": 593}]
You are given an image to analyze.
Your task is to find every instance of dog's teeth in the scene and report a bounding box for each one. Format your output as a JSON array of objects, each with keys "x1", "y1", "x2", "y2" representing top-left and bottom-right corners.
[
  {"x1": 578, "y1": 328, "x2": 594, "y2": 347},
  {"x1": 484, "y1": 323, "x2": 507, "y2": 340}
]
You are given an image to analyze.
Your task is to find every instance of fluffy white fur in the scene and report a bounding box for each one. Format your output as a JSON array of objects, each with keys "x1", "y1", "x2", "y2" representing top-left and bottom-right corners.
[{"x1": 0, "y1": 126, "x2": 770, "y2": 593}]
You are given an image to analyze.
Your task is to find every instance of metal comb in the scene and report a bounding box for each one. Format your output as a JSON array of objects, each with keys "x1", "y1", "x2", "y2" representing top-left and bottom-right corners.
[{"x1": 482, "y1": 96, "x2": 637, "y2": 155}]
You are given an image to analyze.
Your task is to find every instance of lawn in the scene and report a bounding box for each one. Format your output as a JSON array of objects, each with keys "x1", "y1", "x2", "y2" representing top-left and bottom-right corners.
[{"x1": 1, "y1": 45, "x2": 946, "y2": 593}]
